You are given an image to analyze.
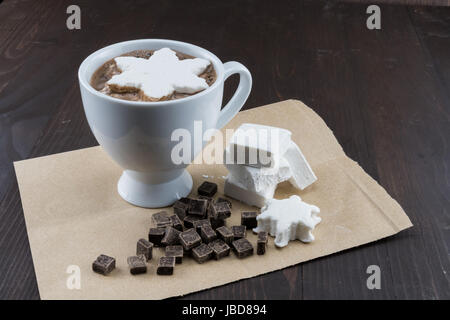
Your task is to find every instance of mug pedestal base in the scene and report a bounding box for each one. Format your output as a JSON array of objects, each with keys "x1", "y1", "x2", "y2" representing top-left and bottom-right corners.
[{"x1": 117, "y1": 169, "x2": 193, "y2": 208}]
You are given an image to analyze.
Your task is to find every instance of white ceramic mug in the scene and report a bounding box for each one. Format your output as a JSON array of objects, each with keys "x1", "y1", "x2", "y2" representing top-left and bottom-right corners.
[{"x1": 78, "y1": 39, "x2": 252, "y2": 208}]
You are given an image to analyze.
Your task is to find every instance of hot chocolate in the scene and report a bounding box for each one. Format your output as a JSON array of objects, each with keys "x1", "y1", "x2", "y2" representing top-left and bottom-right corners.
[{"x1": 91, "y1": 49, "x2": 217, "y2": 102}]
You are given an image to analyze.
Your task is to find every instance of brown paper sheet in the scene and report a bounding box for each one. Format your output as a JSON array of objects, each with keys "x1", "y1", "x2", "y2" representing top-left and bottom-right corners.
[{"x1": 14, "y1": 99, "x2": 412, "y2": 299}]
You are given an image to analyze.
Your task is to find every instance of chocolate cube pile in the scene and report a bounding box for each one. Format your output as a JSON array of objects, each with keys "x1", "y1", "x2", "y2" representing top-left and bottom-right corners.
[{"x1": 92, "y1": 181, "x2": 270, "y2": 278}]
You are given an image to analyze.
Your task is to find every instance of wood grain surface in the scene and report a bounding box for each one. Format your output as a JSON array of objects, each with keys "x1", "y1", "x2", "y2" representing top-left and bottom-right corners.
[{"x1": 0, "y1": 0, "x2": 449, "y2": 300}]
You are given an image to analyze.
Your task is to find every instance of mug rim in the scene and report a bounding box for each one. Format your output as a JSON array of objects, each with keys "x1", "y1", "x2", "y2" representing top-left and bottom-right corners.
[{"x1": 78, "y1": 39, "x2": 224, "y2": 107}]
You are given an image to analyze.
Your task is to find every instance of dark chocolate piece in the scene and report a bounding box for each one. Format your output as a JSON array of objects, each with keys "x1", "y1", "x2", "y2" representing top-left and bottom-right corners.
[
  {"x1": 198, "y1": 195, "x2": 214, "y2": 210},
  {"x1": 136, "y1": 238, "x2": 153, "y2": 261},
  {"x1": 232, "y1": 238, "x2": 254, "y2": 258},
  {"x1": 92, "y1": 254, "x2": 116, "y2": 275},
  {"x1": 241, "y1": 211, "x2": 258, "y2": 229},
  {"x1": 193, "y1": 218, "x2": 211, "y2": 234},
  {"x1": 211, "y1": 202, "x2": 231, "y2": 220},
  {"x1": 216, "y1": 197, "x2": 232, "y2": 209},
  {"x1": 208, "y1": 239, "x2": 230, "y2": 260},
  {"x1": 173, "y1": 198, "x2": 191, "y2": 220},
  {"x1": 174, "y1": 206, "x2": 186, "y2": 220},
  {"x1": 165, "y1": 245, "x2": 184, "y2": 264},
  {"x1": 178, "y1": 197, "x2": 192, "y2": 204},
  {"x1": 127, "y1": 255, "x2": 147, "y2": 275},
  {"x1": 192, "y1": 243, "x2": 213, "y2": 263},
  {"x1": 216, "y1": 226, "x2": 234, "y2": 244},
  {"x1": 183, "y1": 215, "x2": 202, "y2": 229},
  {"x1": 179, "y1": 228, "x2": 202, "y2": 250},
  {"x1": 200, "y1": 225, "x2": 217, "y2": 243},
  {"x1": 161, "y1": 226, "x2": 181, "y2": 246},
  {"x1": 152, "y1": 211, "x2": 172, "y2": 228},
  {"x1": 209, "y1": 216, "x2": 225, "y2": 229},
  {"x1": 197, "y1": 181, "x2": 218, "y2": 197},
  {"x1": 188, "y1": 199, "x2": 208, "y2": 217},
  {"x1": 148, "y1": 227, "x2": 166, "y2": 247},
  {"x1": 231, "y1": 225, "x2": 247, "y2": 240},
  {"x1": 169, "y1": 214, "x2": 183, "y2": 231},
  {"x1": 178, "y1": 197, "x2": 191, "y2": 205},
  {"x1": 257, "y1": 231, "x2": 268, "y2": 255},
  {"x1": 157, "y1": 256, "x2": 175, "y2": 275},
  {"x1": 207, "y1": 208, "x2": 225, "y2": 229}
]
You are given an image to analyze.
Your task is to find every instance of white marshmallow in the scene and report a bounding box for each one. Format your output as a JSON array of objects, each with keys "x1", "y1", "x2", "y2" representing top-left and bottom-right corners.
[
  {"x1": 225, "y1": 123, "x2": 292, "y2": 168},
  {"x1": 225, "y1": 157, "x2": 291, "y2": 193},
  {"x1": 224, "y1": 174, "x2": 276, "y2": 208},
  {"x1": 253, "y1": 195, "x2": 321, "y2": 247},
  {"x1": 107, "y1": 48, "x2": 210, "y2": 99},
  {"x1": 284, "y1": 140, "x2": 317, "y2": 190}
]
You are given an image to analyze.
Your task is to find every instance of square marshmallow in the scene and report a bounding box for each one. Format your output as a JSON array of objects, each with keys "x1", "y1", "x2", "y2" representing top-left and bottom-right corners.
[
  {"x1": 225, "y1": 157, "x2": 291, "y2": 193},
  {"x1": 224, "y1": 174, "x2": 276, "y2": 208},
  {"x1": 225, "y1": 123, "x2": 292, "y2": 168},
  {"x1": 284, "y1": 140, "x2": 317, "y2": 190}
]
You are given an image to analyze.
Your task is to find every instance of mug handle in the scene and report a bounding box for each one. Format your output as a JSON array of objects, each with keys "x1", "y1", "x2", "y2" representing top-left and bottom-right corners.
[{"x1": 216, "y1": 61, "x2": 252, "y2": 129}]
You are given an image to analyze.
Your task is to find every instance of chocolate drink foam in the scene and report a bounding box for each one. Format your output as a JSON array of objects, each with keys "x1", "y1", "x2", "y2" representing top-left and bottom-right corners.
[{"x1": 90, "y1": 49, "x2": 217, "y2": 102}]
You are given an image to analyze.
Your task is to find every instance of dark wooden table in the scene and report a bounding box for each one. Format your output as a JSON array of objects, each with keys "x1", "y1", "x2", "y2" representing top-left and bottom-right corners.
[{"x1": 0, "y1": 0, "x2": 449, "y2": 300}]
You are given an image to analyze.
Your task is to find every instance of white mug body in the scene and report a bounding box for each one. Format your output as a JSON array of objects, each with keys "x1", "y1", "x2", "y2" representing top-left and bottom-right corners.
[{"x1": 79, "y1": 39, "x2": 251, "y2": 207}]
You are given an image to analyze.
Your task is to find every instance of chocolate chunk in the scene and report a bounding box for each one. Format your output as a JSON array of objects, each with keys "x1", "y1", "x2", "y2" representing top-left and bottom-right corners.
[
  {"x1": 148, "y1": 227, "x2": 166, "y2": 247},
  {"x1": 192, "y1": 243, "x2": 213, "y2": 263},
  {"x1": 208, "y1": 239, "x2": 230, "y2": 260},
  {"x1": 179, "y1": 197, "x2": 192, "y2": 205},
  {"x1": 241, "y1": 211, "x2": 258, "y2": 229},
  {"x1": 216, "y1": 226, "x2": 234, "y2": 244},
  {"x1": 198, "y1": 195, "x2": 213, "y2": 202},
  {"x1": 211, "y1": 202, "x2": 231, "y2": 220},
  {"x1": 193, "y1": 218, "x2": 211, "y2": 234},
  {"x1": 188, "y1": 199, "x2": 208, "y2": 217},
  {"x1": 216, "y1": 197, "x2": 232, "y2": 209},
  {"x1": 92, "y1": 254, "x2": 115, "y2": 275},
  {"x1": 198, "y1": 195, "x2": 214, "y2": 210},
  {"x1": 197, "y1": 181, "x2": 218, "y2": 197},
  {"x1": 169, "y1": 214, "x2": 183, "y2": 231},
  {"x1": 210, "y1": 216, "x2": 225, "y2": 229},
  {"x1": 161, "y1": 226, "x2": 181, "y2": 246},
  {"x1": 200, "y1": 225, "x2": 217, "y2": 243},
  {"x1": 173, "y1": 199, "x2": 191, "y2": 220},
  {"x1": 207, "y1": 208, "x2": 225, "y2": 229},
  {"x1": 152, "y1": 211, "x2": 172, "y2": 228},
  {"x1": 183, "y1": 215, "x2": 202, "y2": 229},
  {"x1": 136, "y1": 238, "x2": 153, "y2": 261},
  {"x1": 232, "y1": 238, "x2": 254, "y2": 258},
  {"x1": 157, "y1": 256, "x2": 175, "y2": 275},
  {"x1": 257, "y1": 231, "x2": 268, "y2": 255},
  {"x1": 127, "y1": 255, "x2": 147, "y2": 275},
  {"x1": 231, "y1": 225, "x2": 247, "y2": 240},
  {"x1": 165, "y1": 245, "x2": 184, "y2": 264},
  {"x1": 174, "y1": 206, "x2": 186, "y2": 220},
  {"x1": 179, "y1": 228, "x2": 202, "y2": 250}
]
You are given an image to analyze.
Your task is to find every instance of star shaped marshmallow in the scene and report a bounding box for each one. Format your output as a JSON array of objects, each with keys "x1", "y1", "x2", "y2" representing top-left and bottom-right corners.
[
  {"x1": 253, "y1": 195, "x2": 321, "y2": 247},
  {"x1": 106, "y1": 48, "x2": 211, "y2": 100}
]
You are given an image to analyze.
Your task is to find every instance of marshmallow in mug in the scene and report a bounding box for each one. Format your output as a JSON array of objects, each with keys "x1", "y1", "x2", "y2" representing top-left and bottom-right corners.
[{"x1": 107, "y1": 48, "x2": 211, "y2": 100}]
